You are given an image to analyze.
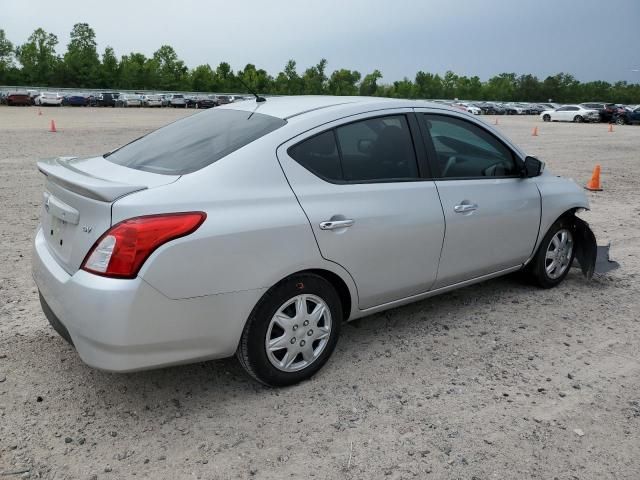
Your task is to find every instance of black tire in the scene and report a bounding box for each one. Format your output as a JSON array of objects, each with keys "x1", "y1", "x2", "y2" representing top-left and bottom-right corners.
[
  {"x1": 237, "y1": 273, "x2": 342, "y2": 387},
  {"x1": 574, "y1": 115, "x2": 584, "y2": 123},
  {"x1": 542, "y1": 114, "x2": 551, "y2": 122},
  {"x1": 527, "y1": 218, "x2": 576, "y2": 289},
  {"x1": 615, "y1": 117, "x2": 626, "y2": 126}
]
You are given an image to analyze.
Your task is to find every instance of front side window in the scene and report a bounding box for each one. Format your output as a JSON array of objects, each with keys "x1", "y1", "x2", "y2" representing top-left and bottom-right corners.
[
  {"x1": 288, "y1": 115, "x2": 419, "y2": 183},
  {"x1": 422, "y1": 114, "x2": 519, "y2": 178}
]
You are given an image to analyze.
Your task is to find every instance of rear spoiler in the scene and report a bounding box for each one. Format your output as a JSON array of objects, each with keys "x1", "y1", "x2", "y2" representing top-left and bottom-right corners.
[{"x1": 37, "y1": 157, "x2": 147, "y2": 202}]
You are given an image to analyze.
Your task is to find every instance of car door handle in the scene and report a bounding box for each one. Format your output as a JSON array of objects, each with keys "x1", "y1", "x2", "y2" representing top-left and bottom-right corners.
[
  {"x1": 319, "y1": 219, "x2": 355, "y2": 230},
  {"x1": 454, "y1": 203, "x2": 478, "y2": 213}
]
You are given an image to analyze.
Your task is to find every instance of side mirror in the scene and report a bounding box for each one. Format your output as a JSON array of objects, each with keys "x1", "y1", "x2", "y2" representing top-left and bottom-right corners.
[{"x1": 523, "y1": 156, "x2": 544, "y2": 178}]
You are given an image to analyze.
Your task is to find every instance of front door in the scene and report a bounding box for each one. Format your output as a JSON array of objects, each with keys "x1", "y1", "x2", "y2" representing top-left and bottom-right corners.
[
  {"x1": 277, "y1": 112, "x2": 445, "y2": 309},
  {"x1": 418, "y1": 112, "x2": 541, "y2": 288}
]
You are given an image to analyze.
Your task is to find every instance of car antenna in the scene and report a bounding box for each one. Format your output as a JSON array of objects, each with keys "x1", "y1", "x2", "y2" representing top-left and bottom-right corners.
[{"x1": 237, "y1": 77, "x2": 266, "y2": 103}]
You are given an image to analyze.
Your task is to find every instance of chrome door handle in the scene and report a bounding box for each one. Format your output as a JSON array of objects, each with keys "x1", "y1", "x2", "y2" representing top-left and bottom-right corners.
[
  {"x1": 319, "y1": 219, "x2": 355, "y2": 230},
  {"x1": 454, "y1": 203, "x2": 478, "y2": 213}
]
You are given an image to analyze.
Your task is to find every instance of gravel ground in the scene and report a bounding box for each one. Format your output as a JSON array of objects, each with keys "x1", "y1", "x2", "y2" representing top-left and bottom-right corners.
[{"x1": 0, "y1": 106, "x2": 638, "y2": 480}]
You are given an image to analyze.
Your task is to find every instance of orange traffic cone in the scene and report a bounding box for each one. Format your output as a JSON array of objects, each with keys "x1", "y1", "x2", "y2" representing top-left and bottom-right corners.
[
  {"x1": 608, "y1": 124, "x2": 613, "y2": 133},
  {"x1": 532, "y1": 126, "x2": 538, "y2": 136},
  {"x1": 49, "y1": 120, "x2": 57, "y2": 133},
  {"x1": 585, "y1": 165, "x2": 602, "y2": 191},
  {"x1": 38, "y1": 108, "x2": 42, "y2": 116}
]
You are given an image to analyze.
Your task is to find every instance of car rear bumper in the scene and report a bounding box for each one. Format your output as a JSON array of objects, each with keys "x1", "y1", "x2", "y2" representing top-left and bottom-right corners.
[{"x1": 32, "y1": 227, "x2": 265, "y2": 372}]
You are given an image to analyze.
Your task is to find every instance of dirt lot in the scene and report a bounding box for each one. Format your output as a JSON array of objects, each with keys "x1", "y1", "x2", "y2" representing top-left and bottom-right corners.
[{"x1": 0, "y1": 106, "x2": 639, "y2": 480}]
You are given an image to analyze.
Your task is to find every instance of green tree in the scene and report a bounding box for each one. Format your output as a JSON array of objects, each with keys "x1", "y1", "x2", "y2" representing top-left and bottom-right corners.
[
  {"x1": 391, "y1": 78, "x2": 414, "y2": 99},
  {"x1": 515, "y1": 74, "x2": 541, "y2": 101},
  {"x1": 359, "y1": 69, "x2": 382, "y2": 96},
  {"x1": 414, "y1": 71, "x2": 443, "y2": 99},
  {"x1": 302, "y1": 59, "x2": 328, "y2": 94},
  {"x1": 153, "y1": 45, "x2": 188, "y2": 90},
  {"x1": 285, "y1": 60, "x2": 302, "y2": 93},
  {"x1": 327, "y1": 68, "x2": 361, "y2": 95},
  {"x1": 541, "y1": 73, "x2": 579, "y2": 103},
  {"x1": 0, "y1": 29, "x2": 15, "y2": 79},
  {"x1": 100, "y1": 47, "x2": 119, "y2": 87},
  {"x1": 214, "y1": 61, "x2": 234, "y2": 91},
  {"x1": 191, "y1": 64, "x2": 215, "y2": 91},
  {"x1": 118, "y1": 53, "x2": 156, "y2": 89},
  {"x1": 237, "y1": 63, "x2": 273, "y2": 93},
  {"x1": 441, "y1": 70, "x2": 458, "y2": 98},
  {"x1": 63, "y1": 23, "x2": 100, "y2": 87},
  {"x1": 16, "y1": 28, "x2": 59, "y2": 85},
  {"x1": 484, "y1": 73, "x2": 517, "y2": 101}
]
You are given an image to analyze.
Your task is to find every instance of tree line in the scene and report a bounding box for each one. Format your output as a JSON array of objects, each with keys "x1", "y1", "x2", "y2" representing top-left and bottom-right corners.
[{"x1": 1, "y1": 24, "x2": 639, "y2": 104}]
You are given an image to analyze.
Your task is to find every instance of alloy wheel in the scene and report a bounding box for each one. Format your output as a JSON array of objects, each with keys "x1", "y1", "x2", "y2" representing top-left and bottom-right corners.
[
  {"x1": 545, "y1": 228, "x2": 574, "y2": 279},
  {"x1": 265, "y1": 294, "x2": 332, "y2": 372}
]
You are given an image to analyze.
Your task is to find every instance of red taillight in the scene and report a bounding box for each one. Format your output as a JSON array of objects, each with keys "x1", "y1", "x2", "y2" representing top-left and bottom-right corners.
[{"x1": 81, "y1": 212, "x2": 206, "y2": 279}]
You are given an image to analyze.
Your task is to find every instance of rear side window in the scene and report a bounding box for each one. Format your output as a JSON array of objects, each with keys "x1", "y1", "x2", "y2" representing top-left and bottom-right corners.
[
  {"x1": 288, "y1": 131, "x2": 342, "y2": 180},
  {"x1": 106, "y1": 109, "x2": 286, "y2": 175},
  {"x1": 288, "y1": 115, "x2": 419, "y2": 183}
]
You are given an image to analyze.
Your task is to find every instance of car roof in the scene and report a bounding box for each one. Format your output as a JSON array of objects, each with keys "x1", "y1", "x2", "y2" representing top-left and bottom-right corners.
[{"x1": 222, "y1": 95, "x2": 454, "y2": 120}]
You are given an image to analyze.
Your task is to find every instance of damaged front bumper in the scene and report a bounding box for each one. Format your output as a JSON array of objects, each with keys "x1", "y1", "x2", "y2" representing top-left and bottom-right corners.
[{"x1": 571, "y1": 216, "x2": 597, "y2": 279}]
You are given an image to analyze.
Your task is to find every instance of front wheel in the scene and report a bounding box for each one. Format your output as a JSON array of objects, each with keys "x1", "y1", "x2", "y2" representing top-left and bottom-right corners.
[
  {"x1": 237, "y1": 274, "x2": 342, "y2": 387},
  {"x1": 615, "y1": 117, "x2": 626, "y2": 126},
  {"x1": 527, "y1": 218, "x2": 576, "y2": 288}
]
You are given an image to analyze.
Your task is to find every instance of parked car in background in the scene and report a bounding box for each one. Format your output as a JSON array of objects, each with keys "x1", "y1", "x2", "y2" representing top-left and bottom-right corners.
[
  {"x1": 141, "y1": 94, "x2": 163, "y2": 107},
  {"x1": 477, "y1": 102, "x2": 505, "y2": 115},
  {"x1": 63, "y1": 93, "x2": 89, "y2": 106},
  {"x1": 453, "y1": 102, "x2": 481, "y2": 115},
  {"x1": 27, "y1": 90, "x2": 40, "y2": 104},
  {"x1": 526, "y1": 104, "x2": 547, "y2": 115},
  {"x1": 159, "y1": 94, "x2": 171, "y2": 107},
  {"x1": 95, "y1": 92, "x2": 119, "y2": 107},
  {"x1": 540, "y1": 105, "x2": 600, "y2": 123},
  {"x1": 35, "y1": 92, "x2": 63, "y2": 106},
  {"x1": 6, "y1": 91, "x2": 32, "y2": 106},
  {"x1": 115, "y1": 94, "x2": 142, "y2": 108},
  {"x1": 539, "y1": 103, "x2": 561, "y2": 111},
  {"x1": 503, "y1": 103, "x2": 525, "y2": 115},
  {"x1": 195, "y1": 96, "x2": 217, "y2": 109},
  {"x1": 185, "y1": 95, "x2": 198, "y2": 108},
  {"x1": 580, "y1": 103, "x2": 617, "y2": 122},
  {"x1": 613, "y1": 105, "x2": 640, "y2": 125},
  {"x1": 32, "y1": 96, "x2": 597, "y2": 387},
  {"x1": 169, "y1": 94, "x2": 187, "y2": 108},
  {"x1": 214, "y1": 95, "x2": 233, "y2": 106}
]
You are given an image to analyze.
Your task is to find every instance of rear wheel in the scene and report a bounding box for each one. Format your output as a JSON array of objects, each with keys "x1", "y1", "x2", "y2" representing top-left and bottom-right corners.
[
  {"x1": 237, "y1": 274, "x2": 342, "y2": 387},
  {"x1": 615, "y1": 117, "x2": 626, "y2": 126},
  {"x1": 574, "y1": 115, "x2": 584, "y2": 123},
  {"x1": 528, "y1": 218, "x2": 575, "y2": 288},
  {"x1": 542, "y1": 114, "x2": 551, "y2": 122}
]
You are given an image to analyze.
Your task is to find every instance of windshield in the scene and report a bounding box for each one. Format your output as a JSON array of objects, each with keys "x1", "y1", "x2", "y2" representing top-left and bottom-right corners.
[{"x1": 105, "y1": 108, "x2": 287, "y2": 175}]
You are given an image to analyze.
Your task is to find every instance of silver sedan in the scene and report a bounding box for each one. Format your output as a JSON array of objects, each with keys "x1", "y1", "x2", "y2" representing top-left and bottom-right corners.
[{"x1": 33, "y1": 96, "x2": 597, "y2": 386}]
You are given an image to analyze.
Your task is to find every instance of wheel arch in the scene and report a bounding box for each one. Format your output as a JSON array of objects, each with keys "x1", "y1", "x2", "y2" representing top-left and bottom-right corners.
[
  {"x1": 525, "y1": 207, "x2": 596, "y2": 279},
  {"x1": 303, "y1": 268, "x2": 353, "y2": 322}
]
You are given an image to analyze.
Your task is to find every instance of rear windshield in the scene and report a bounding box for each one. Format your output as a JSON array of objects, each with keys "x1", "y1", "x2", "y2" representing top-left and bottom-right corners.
[{"x1": 105, "y1": 108, "x2": 286, "y2": 175}]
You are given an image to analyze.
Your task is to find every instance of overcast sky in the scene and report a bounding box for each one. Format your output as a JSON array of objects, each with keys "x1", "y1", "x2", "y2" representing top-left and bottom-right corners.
[{"x1": 2, "y1": 0, "x2": 639, "y2": 83}]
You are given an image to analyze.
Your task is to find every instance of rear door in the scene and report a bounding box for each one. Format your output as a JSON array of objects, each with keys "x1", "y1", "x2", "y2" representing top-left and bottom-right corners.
[
  {"x1": 417, "y1": 111, "x2": 540, "y2": 288},
  {"x1": 277, "y1": 110, "x2": 445, "y2": 309}
]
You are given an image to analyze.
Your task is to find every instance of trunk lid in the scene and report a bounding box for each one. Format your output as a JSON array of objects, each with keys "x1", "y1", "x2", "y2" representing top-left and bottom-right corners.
[{"x1": 38, "y1": 156, "x2": 179, "y2": 274}]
